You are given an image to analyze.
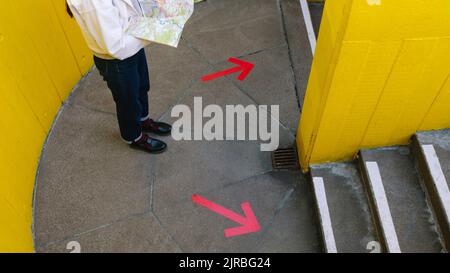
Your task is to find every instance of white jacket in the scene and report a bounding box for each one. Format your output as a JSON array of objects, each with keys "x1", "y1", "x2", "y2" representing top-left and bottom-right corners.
[{"x1": 67, "y1": 0, "x2": 150, "y2": 60}]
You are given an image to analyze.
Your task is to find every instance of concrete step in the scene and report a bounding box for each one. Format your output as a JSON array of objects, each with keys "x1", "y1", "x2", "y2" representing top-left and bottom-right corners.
[
  {"x1": 310, "y1": 163, "x2": 378, "y2": 253},
  {"x1": 413, "y1": 129, "x2": 450, "y2": 251},
  {"x1": 307, "y1": 1, "x2": 324, "y2": 37},
  {"x1": 359, "y1": 147, "x2": 443, "y2": 253}
]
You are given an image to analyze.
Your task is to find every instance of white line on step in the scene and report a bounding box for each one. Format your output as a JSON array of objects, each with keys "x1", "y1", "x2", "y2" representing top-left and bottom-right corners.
[
  {"x1": 299, "y1": 0, "x2": 317, "y2": 56},
  {"x1": 365, "y1": 161, "x2": 401, "y2": 253},
  {"x1": 312, "y1": 177, "x2": 337, "y2": 253},
  {"x1": 421, "y1": 144, "x2": 450, "y2": 228}
]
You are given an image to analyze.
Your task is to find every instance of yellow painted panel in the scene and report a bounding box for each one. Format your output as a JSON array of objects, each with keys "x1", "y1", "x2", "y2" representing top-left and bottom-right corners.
[
  {"x1": 298, "y1": 0, "x2": 450, "y2": 169},
  {"x1": 297, "y1": 0, "x2": 353, "y2": 166},
  {"x1": 0, "y1": 0, "x2": 61, "y2": 131},
  {"x1": 51, "y1": 0, "x2": 93, "y2": 75},
  {"x1": 13, "y1": 0, "x2": 82, "y2": 101},
  {"x1": 329, "y1": 41, "x2": 402, "y2": 160},
  {"x1": 392, "y1": 38, "x2": 450, "y2": 141},
  {"x1": 420, "y1": 76, "x2": 450, "y2": 131},
  {"x1": 362, "y1": 39, "x2": 437, "y2": 146},
  {"x1": 0, "y1": 55, "x2": 45, "y2": 253},
  {"x1": 346, "y1": 0, "x2": 450, "y2": 41},
  {"x1": 0, "y1": 197, "x2": 33, "y2": 253},
  {"x1": 0, "y1": 0, "x2": 92, "y2": 252},
  {"x1": 311, "y1": 41, "x2": 370, "y2": 163},
  {"x1": 0, "y1": 63, "x2": 45, "y2": 220}
]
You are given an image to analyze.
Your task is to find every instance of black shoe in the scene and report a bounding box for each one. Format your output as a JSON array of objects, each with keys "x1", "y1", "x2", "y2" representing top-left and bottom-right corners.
[
  {"x1": 129, "y1": 133, "x2": 167, "y2": 154},
  {"x1": 142, "y1": 119, "x2": 172, "y2": 136}
]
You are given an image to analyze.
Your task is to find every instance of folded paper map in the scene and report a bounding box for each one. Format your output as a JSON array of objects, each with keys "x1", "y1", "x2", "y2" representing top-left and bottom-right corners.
[{"x1": 128, "y1": 0, "x2": 194, "y2": 47}]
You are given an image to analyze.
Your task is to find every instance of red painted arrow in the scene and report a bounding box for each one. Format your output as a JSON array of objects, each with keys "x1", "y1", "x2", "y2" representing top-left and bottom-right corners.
[
  {"x1": 201, "y1": 57, "x2": 255, "y2": 82},
  {"x1": 192, "y1": 194, "x2": 261, "y2": 237}
]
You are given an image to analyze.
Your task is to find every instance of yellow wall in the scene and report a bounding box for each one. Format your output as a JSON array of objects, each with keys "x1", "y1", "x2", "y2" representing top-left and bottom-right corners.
[
  {"x1": 0, "y1": 0, "x2": 92, "y2": 252},
  {"x1": 298, "y1": 0, "x2": 450, "y2": 169}
]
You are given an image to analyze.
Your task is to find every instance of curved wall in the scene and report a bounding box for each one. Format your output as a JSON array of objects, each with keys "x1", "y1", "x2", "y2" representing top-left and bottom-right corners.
[{"x1": 0, "y1": 0, "x2": 91, "y2": 252}]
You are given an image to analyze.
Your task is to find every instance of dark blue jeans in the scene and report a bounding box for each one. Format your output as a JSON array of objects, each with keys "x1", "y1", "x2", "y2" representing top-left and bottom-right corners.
[{"x1": 94, "y1": 49, "x2": 150, "y2": 142}]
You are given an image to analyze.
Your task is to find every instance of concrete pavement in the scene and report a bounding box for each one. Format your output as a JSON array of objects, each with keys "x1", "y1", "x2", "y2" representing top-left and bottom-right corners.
[{"x1": 33, "y1": 0, "x2": 320, "y2": 253}]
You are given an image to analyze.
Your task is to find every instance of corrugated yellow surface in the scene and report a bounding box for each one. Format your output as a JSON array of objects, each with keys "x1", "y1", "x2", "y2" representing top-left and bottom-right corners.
[
  {"x1": 0, "y1": 0, "x2": 92, "y2": 252},
  {"x1": 298, "y1": 0, "x2": 450, "y2": 169}
]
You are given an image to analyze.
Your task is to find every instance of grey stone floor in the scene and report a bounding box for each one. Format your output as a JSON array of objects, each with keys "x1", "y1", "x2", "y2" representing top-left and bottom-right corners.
[{"x1": 33, "y1": 0, "x2": 320, "y2": 253}]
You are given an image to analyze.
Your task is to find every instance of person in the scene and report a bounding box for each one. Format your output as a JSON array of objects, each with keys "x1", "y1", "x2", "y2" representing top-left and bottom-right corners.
[{"x1": 66, "y1": 0, "x2": 171, "y2": 154}]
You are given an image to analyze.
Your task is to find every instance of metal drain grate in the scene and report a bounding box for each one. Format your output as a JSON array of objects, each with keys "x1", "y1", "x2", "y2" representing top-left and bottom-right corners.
[{"x1": 271, "y1": 147, "x2": 299, "y2": 170}]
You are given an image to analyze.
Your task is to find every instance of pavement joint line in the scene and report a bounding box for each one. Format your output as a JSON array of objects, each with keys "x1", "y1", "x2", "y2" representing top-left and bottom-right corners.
[
  {"x1": 276, "y1": 184, "x2": 297, "y2": 213},
  {"x1": 67, "y1": 101, "x2": 117, "y2": 116},
  {"x1": 207, "y1": 51, "x2": 298, "y2": 135},
  {"x1": 182, "y1": 36, "x2": 217, "y2": 69},
  {"x1": 151, "y1": 170, "x2": 275, "y2": 210},
  {"x1": 278, "y1": 0, "x2": 304, "y2": 112},
  {"x1": 194, "y1": 14, "x2": 281, "y2": 34},
  {"x1": 157, "y1": 77, "x2": 203, "y2": 122},
  {"x1": 210, "y1": 52, "x2": 298, "y2": 135},
  {"x1": 364, "y1": 161, "x2": 402, "y2": 253},
  {"x1": 265, "y1": 185, "x2": 296, "y2": 230},
  {"x1": 179, "y1": 36, "x2": 297, "y2": 136},
  {"x1": 149, "y1": 173, "x2": 156, "y2": 213},
  {"x1": 202, "y1": 169, "x2": 275, "y2": 196},
  {"x1": 226, "y1": 77, "x2": 297, "y2": 137},
  {"x1": 210, "y1": 42, "x2": 288, "y2": 65},
  {"x1": 311, "y1": 177, "x2": 337, "y2": 253},
  {"x1": 156, "y1": 37, "x2": 211, "y2": 122},
  {"x1": 38, "y1": 211, "x2": 151, "y2": 250},
  {"x1": 254, "y1": 183, "x2": 298, "y2": 249},
  {"x1": 150, "y1": 211, "x2": 185, "y2": 253}
]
